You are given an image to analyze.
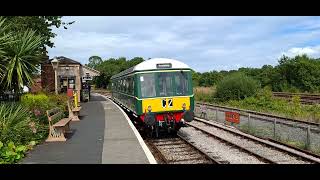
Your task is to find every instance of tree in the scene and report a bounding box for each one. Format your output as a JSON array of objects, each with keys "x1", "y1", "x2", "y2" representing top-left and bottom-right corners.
[
  {"x1": 93, "y1": 57, "x2": 145, "y2": 88},
  {"x1": 1, "y1": 29, "x2": 44, "y2": 93},
  {"x1": 3, "y1": 16, "x2": 74, "y2": 54},
  {"x1": 88, "y1": 56, "x2": 103, "y2": 68},
  {"x1": 215, "y1": 73, "x2": 260, "y2": 101}
]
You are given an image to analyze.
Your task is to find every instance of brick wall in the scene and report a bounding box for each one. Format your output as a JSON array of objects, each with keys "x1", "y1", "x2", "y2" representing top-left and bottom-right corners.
[
  {"x1": 30, "y1": 78, "x2": 42, "y2": 93},
  {"x1": 41, "y1": 64, "x2": 55, "y2": 92}
]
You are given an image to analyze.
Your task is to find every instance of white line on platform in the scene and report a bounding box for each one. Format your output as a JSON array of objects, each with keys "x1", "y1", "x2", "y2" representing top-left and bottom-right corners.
[{"x1": 100, "y1": 94, "x2": 157, "y2": 164}]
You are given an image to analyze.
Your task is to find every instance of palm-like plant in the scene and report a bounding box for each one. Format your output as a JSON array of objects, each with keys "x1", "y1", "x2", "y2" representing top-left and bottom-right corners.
[
  {"x1": 1, "y1": 27, "x2": 44, "y2": 93},
  {"x1": 0, "y1": 103, "x2": 33, "y2": 144},
  {"x1": 0, "y1": 17, "x2": 13, "y2": 81}
]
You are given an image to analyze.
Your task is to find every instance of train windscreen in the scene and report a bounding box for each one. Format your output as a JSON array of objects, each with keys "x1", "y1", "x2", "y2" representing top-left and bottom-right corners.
[{"x1": 139, "y1": 71, "x2": 191, "y2": 98}]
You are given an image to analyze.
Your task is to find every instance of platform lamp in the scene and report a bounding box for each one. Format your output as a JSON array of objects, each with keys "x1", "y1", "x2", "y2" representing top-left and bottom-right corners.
[{"x1": 51, "y1": 57, "x2": 60, "y2": 95}]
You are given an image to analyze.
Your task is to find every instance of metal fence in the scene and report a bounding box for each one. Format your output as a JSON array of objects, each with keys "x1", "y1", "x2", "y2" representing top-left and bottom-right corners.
[{"x1": 195, "y1": 104, "x2": 320, "y2": 154}]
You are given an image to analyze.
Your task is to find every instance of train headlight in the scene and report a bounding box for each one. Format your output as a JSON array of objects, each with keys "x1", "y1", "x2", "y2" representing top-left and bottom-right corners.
[
  {"x1": 182, "y1": 103, "x2": 186, "y2": 110},
  {"x1": 147, "y1": 105, "x2": 152, "y2": 112},
  {"x1": 181, "y1": 118, "x2": 185, "y2": 123}
]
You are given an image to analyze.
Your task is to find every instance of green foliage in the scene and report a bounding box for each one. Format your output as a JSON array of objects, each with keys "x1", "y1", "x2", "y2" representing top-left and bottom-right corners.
[
  {"x1": 191, "y1": 54, "x2": 320, "y2": 94},
  {"x1": 1, "y1": 29, "x2": 44, "y2": 92},
  {"x1": 0, "y1": 17, "x2": 14, "y2": 84},
  {"x1": 210, "y1": 88, "x2": 320, "y2": 122},
  {"x1": 21, "y1": 93, "x2": 68, "y2": 121},
  {"x1": 47, "y1": 93, "x2": 69, "y2": 115},
  {"x1": 3, "y1": 16, "x2": 74, "y2": 52},
  {"x1": 215, "y1": 73, "x2": 260, "y2": 101},
  {"x1": 87, "y1": 56, "x2": 103, "y2": 69},
  {"x1": 0, "y1": 141, "x2": 36, "y2": 164},
  {"x1": 21, "y1": 93, "x2": 51, "y2": 113},
  {"x1": 93, "y1": 57, "x2": 144, "y2": 88},
  {"x1": 0, "y1": 103, "x2": 35, "y2": 144},
  {"x1": 0, "y1": 16, "x2": 74, "y2": 93}
]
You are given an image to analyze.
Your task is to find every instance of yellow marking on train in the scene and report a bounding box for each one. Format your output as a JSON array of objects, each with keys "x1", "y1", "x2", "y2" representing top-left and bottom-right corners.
[{"x1": 142, "y1": 96, "x2": 190, "y2": 113}]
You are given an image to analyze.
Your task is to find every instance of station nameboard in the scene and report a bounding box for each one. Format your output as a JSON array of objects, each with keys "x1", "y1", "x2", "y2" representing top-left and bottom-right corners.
[{"x1": 225, "y1": 111, "x2": 240, "y2": 124}]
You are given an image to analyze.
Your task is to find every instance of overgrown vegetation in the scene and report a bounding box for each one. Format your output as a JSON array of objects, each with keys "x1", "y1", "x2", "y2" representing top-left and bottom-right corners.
[
  {"x1": 0, "y1": 93, "x2": 68, "y2": 164},
  {"x1": 215, "y1": 73, "x2": 259, "y2": 101},
  {"x1": 195, "y1": 87, "x2": 320, "y2": 123},
  {"x1": 191, "y1": 54, "x2": 320, "y2": 93},
  {"x1": 0, "y1": 16, "x2": 73, "y2": 163}
]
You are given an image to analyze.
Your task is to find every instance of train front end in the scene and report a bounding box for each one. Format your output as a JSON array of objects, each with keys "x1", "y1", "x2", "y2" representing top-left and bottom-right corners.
[{"x1": 136, "y1": 61, "x2": 194, "y2": 136}]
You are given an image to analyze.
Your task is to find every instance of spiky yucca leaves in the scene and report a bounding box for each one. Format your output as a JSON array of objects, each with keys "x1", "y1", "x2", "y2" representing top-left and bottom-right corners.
[
  {"x1": 0, "y1": 103, "x2": 34, "y2": 144},
  {"x1": 1, "y1": 29, "x2": 44, "y2": 92},
  {"x1": 0, "y1": 17, "x2": 14, "y2": 81}
]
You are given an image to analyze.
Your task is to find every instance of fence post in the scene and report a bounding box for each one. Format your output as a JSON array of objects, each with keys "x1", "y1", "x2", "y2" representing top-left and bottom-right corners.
[
  {"x1": 306, "y1": 125, "x2": 311, "y2": 150},
  {"x1": 216, "y1": 108, "x2": 218, "y2": 121},
  {"x1": 273, "y1": 118, "x2": 277, "y2": 139},
  {"x1": 248, "y1": 114, "x2": 251, "y2": 130}
]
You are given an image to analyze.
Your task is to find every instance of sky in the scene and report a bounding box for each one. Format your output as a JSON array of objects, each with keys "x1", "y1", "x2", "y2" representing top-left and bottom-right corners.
[{"x1": 48, "y1": 16, "x2": 320, "y2": 72}]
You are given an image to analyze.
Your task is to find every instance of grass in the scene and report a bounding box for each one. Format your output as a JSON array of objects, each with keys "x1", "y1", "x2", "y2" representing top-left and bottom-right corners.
[{"x1": 194, "y1": 86, "x2": 216, "y2": 102}]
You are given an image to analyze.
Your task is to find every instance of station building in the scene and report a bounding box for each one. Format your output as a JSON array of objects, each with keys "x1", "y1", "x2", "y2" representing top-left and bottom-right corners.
[{"x1": 41, "y1": 56, "x2": 100, "y2": 102}]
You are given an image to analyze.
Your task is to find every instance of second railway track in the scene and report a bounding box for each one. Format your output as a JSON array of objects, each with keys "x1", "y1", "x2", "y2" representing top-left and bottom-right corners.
[{"x1": 183, "y1": 117, "x2": 320, "y2": 164}]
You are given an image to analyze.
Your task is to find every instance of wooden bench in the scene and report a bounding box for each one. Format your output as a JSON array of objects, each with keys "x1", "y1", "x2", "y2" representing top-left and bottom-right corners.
[
  {"x1": 46, "y1": 107, "x2": 73, "y2": 142},
  {"x1": 68, "y1": 98, "x2": 82, "y2": 121}
]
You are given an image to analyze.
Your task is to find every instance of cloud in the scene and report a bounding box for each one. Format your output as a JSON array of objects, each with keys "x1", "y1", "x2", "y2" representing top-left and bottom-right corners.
[
  {"x1": 282, "y1": 46, "x2": 320, "y2": 58},
  {"x1": 48, "y1": 16, "x2": 320, "y2": 72}
]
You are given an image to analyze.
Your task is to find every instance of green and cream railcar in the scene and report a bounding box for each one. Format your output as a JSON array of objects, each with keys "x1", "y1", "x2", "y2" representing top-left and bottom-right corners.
[{"x1": 110, "y1": 58, "x2": 194, "y2": 135}]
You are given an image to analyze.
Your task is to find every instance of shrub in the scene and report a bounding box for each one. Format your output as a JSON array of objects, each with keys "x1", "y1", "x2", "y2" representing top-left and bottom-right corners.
[
  {"x1": 47, "y1": 93, "x2": 68, "y2": 112},
  {"x1": 0, "y1": 103, "x2": 35, "y2": 144},
  {"x1": 215, "y1": 73, "x2": 259, "y2": 101},
  {"x1": 20, "y1": 93, "x2": 53, "y2": 114},
  {"x1": 0, "y1": 141, "x2": 27, "y2": 164}
]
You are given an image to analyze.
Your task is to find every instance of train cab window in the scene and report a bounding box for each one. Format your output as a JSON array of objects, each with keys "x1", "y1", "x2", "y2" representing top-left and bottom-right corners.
[
  {"x1": 175, "y1": 72, "x2": 189, "y2": 95},
  {"x1": 140, "y1": 73, "x2": 156, "y2": 98},
  {"x1": 157, "y1": 72, "x2": 174, "y2": 97}
]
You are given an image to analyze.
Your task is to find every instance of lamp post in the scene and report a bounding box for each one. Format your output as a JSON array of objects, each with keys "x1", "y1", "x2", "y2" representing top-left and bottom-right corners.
[{"x1": 51, "y1": 57, "x2": 60, "y2": 95}]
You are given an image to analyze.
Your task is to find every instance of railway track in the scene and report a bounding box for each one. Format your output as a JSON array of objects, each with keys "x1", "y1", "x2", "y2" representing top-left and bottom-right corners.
[
  {"x1": 184, "y1": 117, "x2": 320, "y2": 164},
  {"x1": 145, "y1": 136, "x2": 226, "y2": 164},
  {"x1": 272, "y1": 92, "x2": 320, "y2": 105}
]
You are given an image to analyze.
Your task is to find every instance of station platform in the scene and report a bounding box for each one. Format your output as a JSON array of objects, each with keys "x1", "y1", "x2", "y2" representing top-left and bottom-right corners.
[{"x1": 21, "y1": 93, "x2": 156, "y2": 164}]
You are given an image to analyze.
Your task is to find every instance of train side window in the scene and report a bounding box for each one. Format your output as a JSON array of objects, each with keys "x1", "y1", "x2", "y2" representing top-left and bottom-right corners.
[
  {"x1": 125, "y1": 78, "x2": 129, "y2": 93},
  {"x1": 128, "y1": 77, "x2": 133, "y2": 95}
]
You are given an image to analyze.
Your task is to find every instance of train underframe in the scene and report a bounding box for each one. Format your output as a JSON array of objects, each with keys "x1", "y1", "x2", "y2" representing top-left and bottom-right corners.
[{"x1": 140, "y1": 111, "x2": 194, "y2": 138}]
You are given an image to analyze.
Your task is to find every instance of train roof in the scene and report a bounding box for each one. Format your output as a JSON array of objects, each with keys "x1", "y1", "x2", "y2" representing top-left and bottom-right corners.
[{"x1": 111, "y1": 58, "x2": 191, "y2": 79}]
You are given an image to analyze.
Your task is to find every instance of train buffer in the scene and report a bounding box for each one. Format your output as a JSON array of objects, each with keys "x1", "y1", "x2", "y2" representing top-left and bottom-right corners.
[{"x1": 21, "y1": 93, "x2": 156, "y2": 164}]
